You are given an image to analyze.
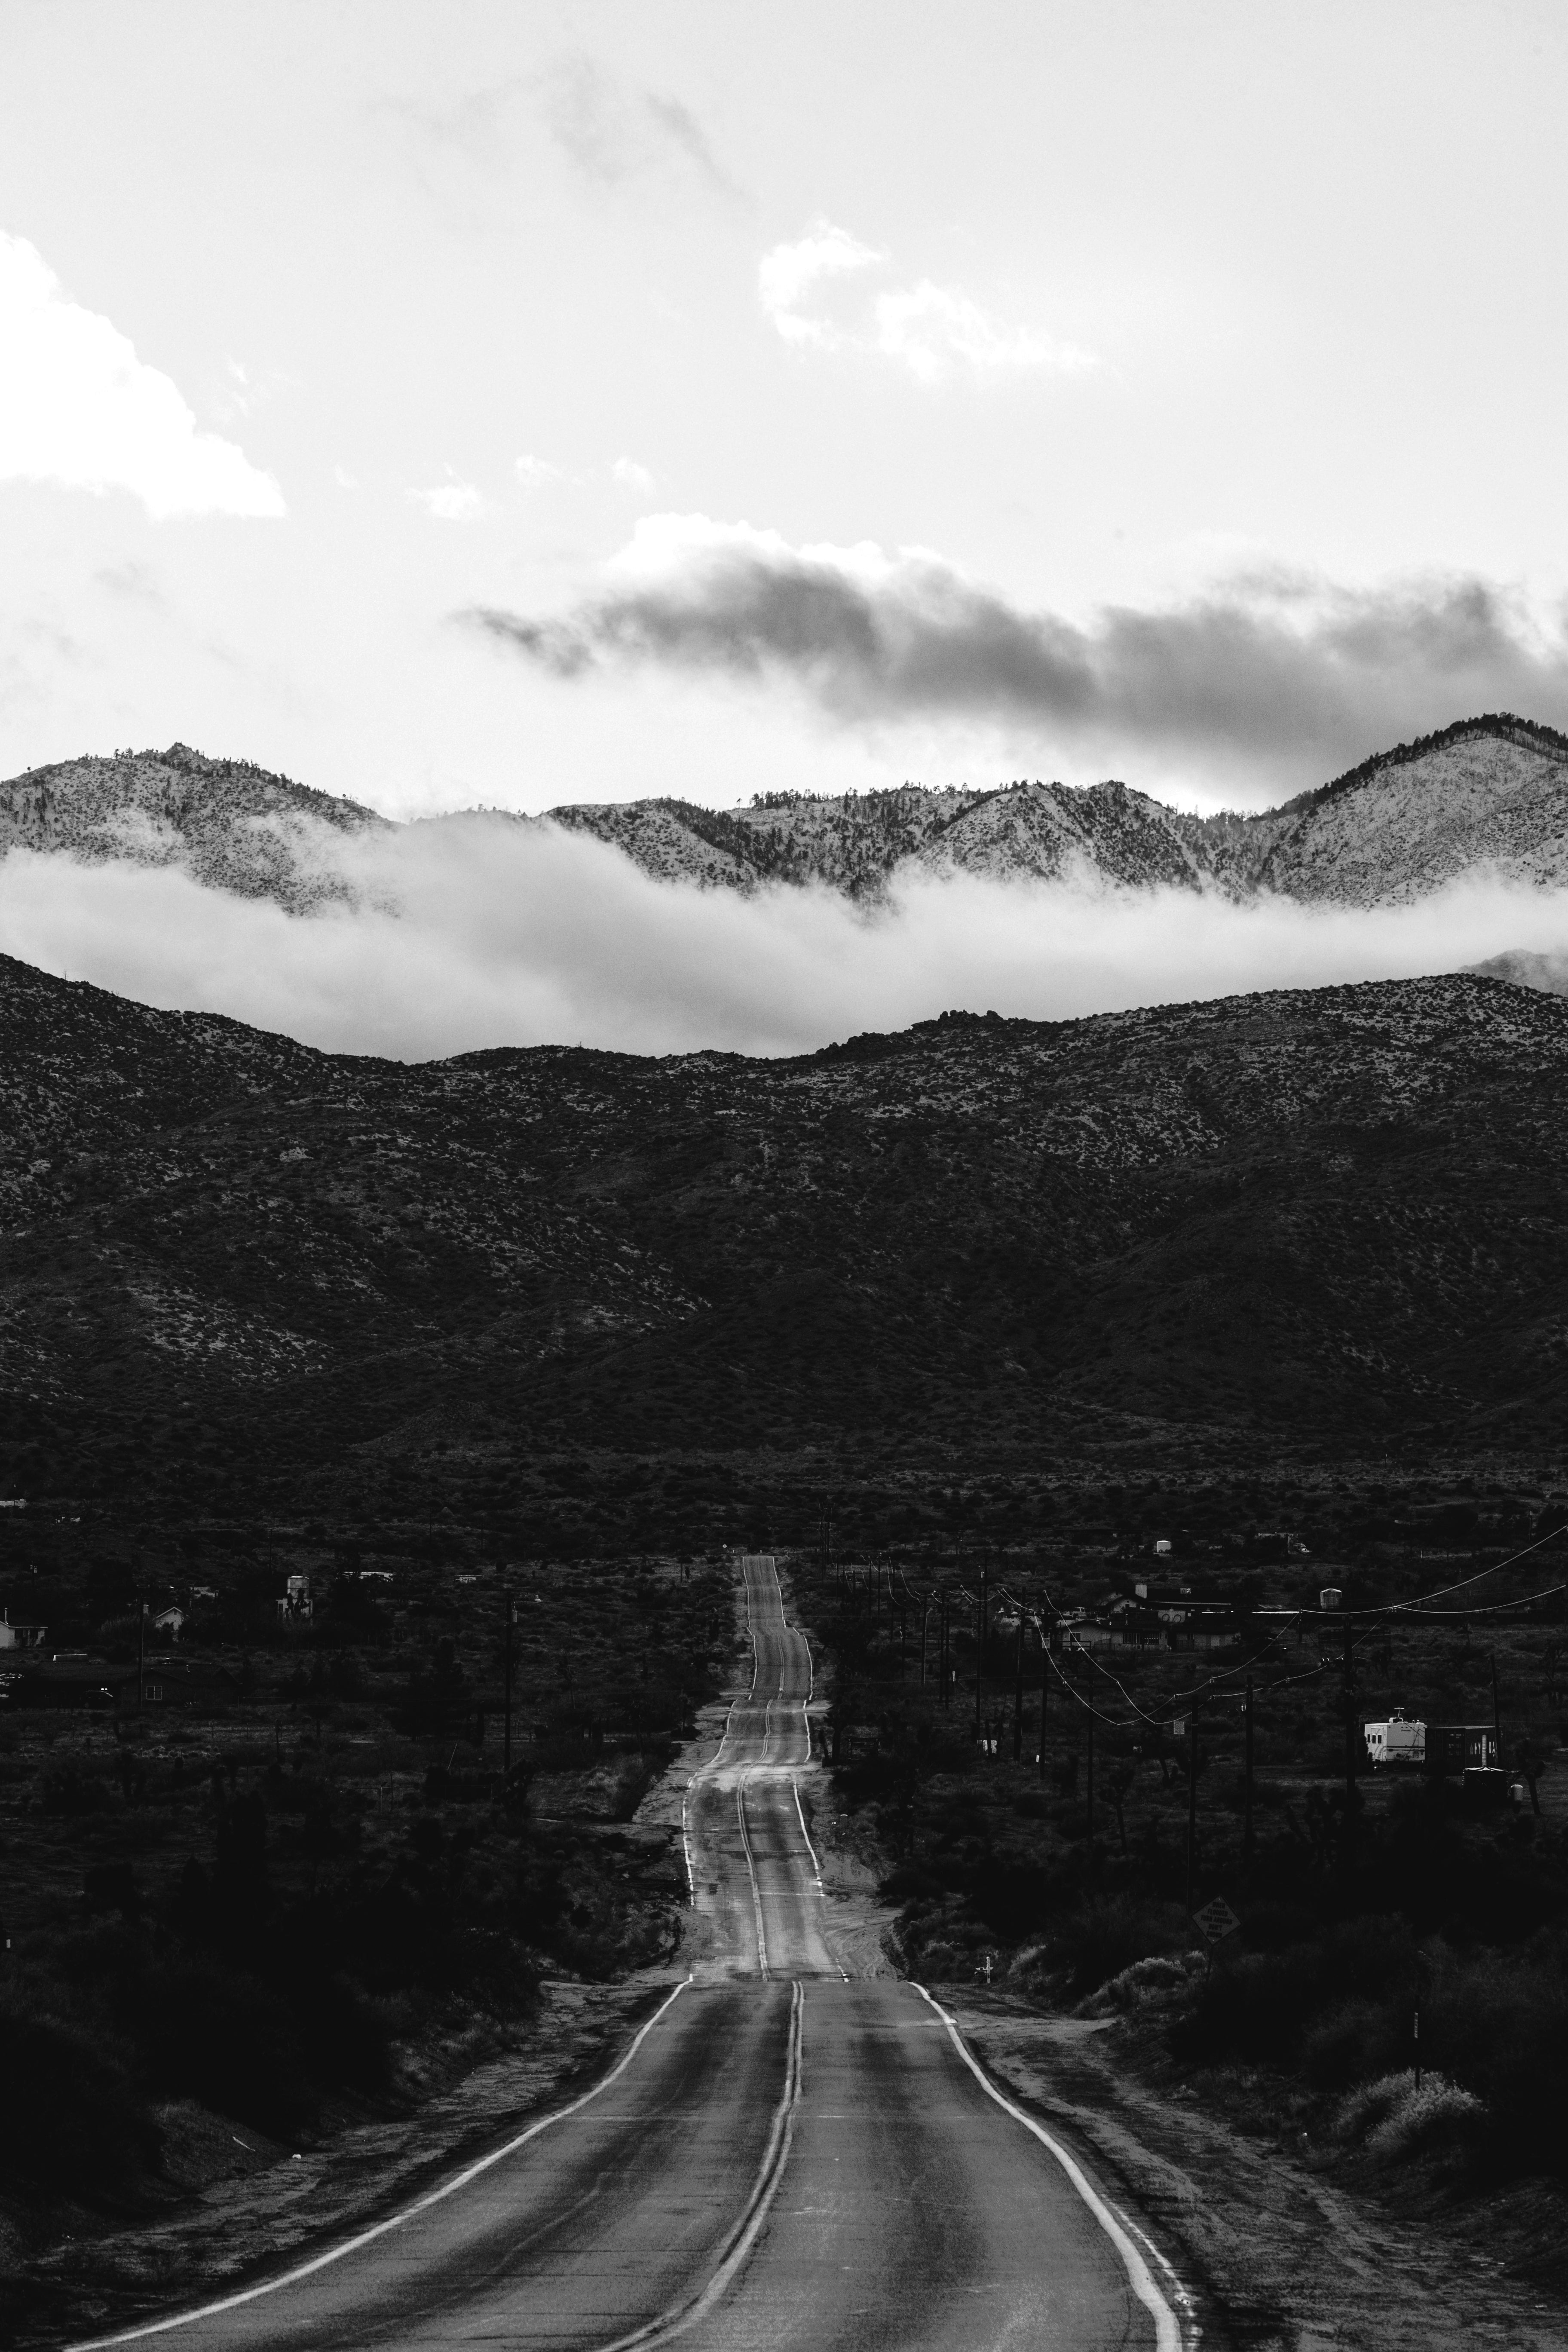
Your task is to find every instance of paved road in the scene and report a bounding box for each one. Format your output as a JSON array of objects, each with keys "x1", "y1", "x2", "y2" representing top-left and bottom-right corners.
[
  {"x1": 82, "y1": 1559, "x2": 1181, "y2": 2352},
  {"x1": 683, "y1": 1554, "x2": 839, "y2": 1982}
]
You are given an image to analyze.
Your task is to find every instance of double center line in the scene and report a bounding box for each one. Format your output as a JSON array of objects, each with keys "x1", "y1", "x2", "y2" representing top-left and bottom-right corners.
[{"x1": 592, "y1": 1980, "x2": 805, "y2": 2352}]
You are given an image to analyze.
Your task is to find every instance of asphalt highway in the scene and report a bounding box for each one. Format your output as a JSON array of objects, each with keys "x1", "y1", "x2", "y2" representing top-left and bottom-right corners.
[{"x1": 80, "y1": 1558, "x2": 1182, "y2": 2352}]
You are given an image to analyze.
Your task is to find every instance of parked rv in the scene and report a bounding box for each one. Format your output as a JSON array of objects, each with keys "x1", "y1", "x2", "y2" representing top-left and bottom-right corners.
[{"x1": 1363, "y1": 1713, "x2": 1499, "y2": 1775}]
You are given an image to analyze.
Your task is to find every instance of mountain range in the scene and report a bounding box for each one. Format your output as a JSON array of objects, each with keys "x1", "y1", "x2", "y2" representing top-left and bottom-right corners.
[
  {"x1": 4, "y1": 714, "x2": 1568, "y2": 918},
  {"x1": 4, "y1": 951, "x2": 1566, "y2": 1546}
]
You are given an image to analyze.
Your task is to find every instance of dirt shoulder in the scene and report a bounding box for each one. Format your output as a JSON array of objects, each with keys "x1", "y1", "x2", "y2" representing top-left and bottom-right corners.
[
  {"x1": 3, "y1": 1694, "x2": 749, "y2": 2352},
  {"x1": 940, "y1": 1991, "x2": 1568, "y2": 2352},
  {"x1": 4, "y1": 1980, "x2": 672, "y2": 2350}
]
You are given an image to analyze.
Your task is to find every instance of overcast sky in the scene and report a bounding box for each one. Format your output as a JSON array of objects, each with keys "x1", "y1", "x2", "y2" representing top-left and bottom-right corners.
[{"x1": 4, "y1": 0, "x2": 1568, "y2": 820}]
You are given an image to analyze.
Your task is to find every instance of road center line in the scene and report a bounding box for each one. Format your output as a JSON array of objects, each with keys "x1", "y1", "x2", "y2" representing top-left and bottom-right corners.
[
  {"x1": 911, "y1": 1984, "x2": 1187, "y2": 2352},
  {"x1": 735, "y1": 1775, "x2": 770, "y2": 1977},
  {"x1": 589, "y1": 1979, "x2": 805, "y2": 2352}
]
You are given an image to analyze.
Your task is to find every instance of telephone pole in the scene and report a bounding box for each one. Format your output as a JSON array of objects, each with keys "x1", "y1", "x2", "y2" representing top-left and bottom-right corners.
[
  {"x1": 1185, "y1": 1708, "x2": 1200, "y2": 1914},
  {"x1": 502, "y1": 1589, "x2": 515, "y2": 1778},
  {"x1": 974, "y1": 1563, "x2": 988, "y2": 1744},
  {"x1": 1342, "y1": 1618, "x2": 1358, "y2": 1857},
  {"x1": 1086, "y1": 1706, "x2": 1095, "y2": 1841},
  {"x1": 1038, "y1": 1621, "x2": 1049, "y2": 1779},
  {"x1": 1243, "y1": 1675, "x2": 1255, "y2": 1868}
]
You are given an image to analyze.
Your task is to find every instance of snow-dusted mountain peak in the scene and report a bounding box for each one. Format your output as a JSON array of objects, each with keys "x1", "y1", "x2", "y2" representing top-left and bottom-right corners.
[{"x1": 4, "y1": 714, "x2": 1567, "y2": 919}]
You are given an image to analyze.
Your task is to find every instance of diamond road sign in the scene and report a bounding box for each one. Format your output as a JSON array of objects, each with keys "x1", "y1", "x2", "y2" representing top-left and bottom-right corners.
[{"x1": 1193, "y1": 1896, "x2": 1241, "y2": 1942}]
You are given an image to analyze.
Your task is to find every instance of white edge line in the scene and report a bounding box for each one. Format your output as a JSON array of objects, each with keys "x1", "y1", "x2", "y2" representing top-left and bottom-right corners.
[
  {"x1": 790, "y1": 1777, "x2": 825, "y2": 1890},
  {"x1": 679, "y1": 1571, "x2": 750, "y2": 1902},
  {"x1": 911, "y1": 1984, "x2": 1185, "y2": 2352},
  {"x1": 790, "y1": 1776, "x2": 848, "y2": 1983},
  {"x1": 67, "y1": 1979, "x2": 694, "y2": 2352}
]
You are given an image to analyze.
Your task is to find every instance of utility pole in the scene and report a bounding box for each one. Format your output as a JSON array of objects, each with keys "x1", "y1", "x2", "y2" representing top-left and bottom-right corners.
[
  {"x1": 1038, "y1": 1623, "x2": 1049, "y2": 1779},
  {"x1": 974, "y1": 1563, "x2": 988, "y2": 1745},
  {"x1": 1185, "y1": 1708, "x2": 1199, "y2": 1914},
  {"x1": 1343, "y1": 1619, "x2": 1358, "y2": 1851},
  {"x1": 1012, "y1": 1605, "x2": 1025, "y2": 1763},
  {"x1": 1243, "y1": 1675, "x2": 1255, "y2": 1868},
  {"x1": 919, "y1": 1598, "x2": 929, "y2": 1688},
  {"x1": 1086, "y1": 1705, "x2": 1095, "y2": 1841},
  {"x1": 1491, "y1": 1652, "x2": 1503, "y2": 1768},
  {"x1": 137, "y1": 1596, "x2": 146, "y2": 1714},
  {"x1": 940, "y1": 1589, "x2": 949, "y2": 1708},
  {"x1": 502, "y1": 1589, "x2": 515, "y2": 1779}
]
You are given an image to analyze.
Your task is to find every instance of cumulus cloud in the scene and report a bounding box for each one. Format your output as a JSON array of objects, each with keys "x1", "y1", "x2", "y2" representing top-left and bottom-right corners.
[
  {"x1": 516, "y1": 451, "x2": 657, "y2": 497},
  {"x1": 3, "y1": 815, "x2": 1566, "y2": 1063},
  {"x1": 466, "y1": 514, "x2": 1568, "y2": 795},
  {"x1": 408, "y1": 475, "x2": 485, "y2": 520},
  {"x1": 757, "y1": 217, "x2": 1090, "y2": 382},
  {"x1": 516, "y1": 453, "x2": 566, "y2": 489},
  {"x1": 0, "y1": 231, "x2": 285, "y2": 519},
  {"x1": 610, "y1": 455, "x2": 657, "y2": 496}
]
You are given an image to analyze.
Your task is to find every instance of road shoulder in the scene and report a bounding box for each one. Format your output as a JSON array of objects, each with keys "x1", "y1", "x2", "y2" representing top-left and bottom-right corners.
[{"x1": 942, "y1": 1992, "x2": 1568, "y2": 2352}]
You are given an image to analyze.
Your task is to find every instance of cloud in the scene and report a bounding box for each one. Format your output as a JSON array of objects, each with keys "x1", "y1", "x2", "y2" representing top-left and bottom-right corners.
[
  {"x1": 641, "y1": 95, "x2": 744, "y2": 202},
  {"x1": 516, "y1": 451, "x2": 658, "y2": 497},
  {"x1": 516, "y1": 453, "x2": 566, "y2": 490},
  {"x1": 0, "y1": 232, "x2": 285, "y2": 519},
  {"x1": 465, "y1": 515, "x2": 1568, "y2": 795},
  {"x1": 3, "y1": 815, "x2": 1567, "y2": 1063},
  {"x1": 610, "y1": 456, "x2": 657, "y2": 496},
  {"x1": 757, "y1": 217, "x2": 1090, "y2": 381},
  {"x1": 757, "y1": 220, "x2": 884, "y2": 345},
  {"x1": 539, "y1": 59, "x2": 742, "y2": 198},
  {"x1": 408, "y1": 475, "x2": 484, "y2": 520},
  {"x1": 94, "y1": 560, "x2": 165, "y2": 608}
]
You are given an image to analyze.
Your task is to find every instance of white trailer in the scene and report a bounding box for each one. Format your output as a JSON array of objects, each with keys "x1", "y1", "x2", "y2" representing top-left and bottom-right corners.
[{"x1": 1363, "y1": 1709, "x2": 1426, "y2": 1767}]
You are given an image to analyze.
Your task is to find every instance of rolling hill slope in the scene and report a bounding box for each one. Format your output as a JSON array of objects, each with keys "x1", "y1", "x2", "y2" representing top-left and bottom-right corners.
[{"x1": 4, "y1": 952, "x2": 1566, "y2": 1534}]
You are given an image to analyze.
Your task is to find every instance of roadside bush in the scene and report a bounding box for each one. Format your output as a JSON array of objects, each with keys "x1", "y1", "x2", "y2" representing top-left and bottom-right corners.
[
  {"x1": 1304, "y1": 1997, "x2": 1403, "y2": 2091},
  {"x1": 1173, "y1": 1915, "x2": 1415, "y2": 2067},
  {"x1": 1367, "y1": 2075, "x2": 1482, "y2": 2163},
  {"x1": 1042, "y1": 1894, "x2": 1191, "y2": 2001},
  {"x1": 1425, "y1": 1943, "x2": 1568, "y2": 2178},
  {"x1": 1336, "y1": 2069, "x2": 1481, "y2": 2163},
  {"x1": 0, "y1": 1994, "x2": 154, "y2": 2195},
  {"x1": 1076, "y1": 1952, "x2": 1204, "y2": 2017},
  {"x1": 135, "y1": 1957, "x2": 316, "y2": 2136}
]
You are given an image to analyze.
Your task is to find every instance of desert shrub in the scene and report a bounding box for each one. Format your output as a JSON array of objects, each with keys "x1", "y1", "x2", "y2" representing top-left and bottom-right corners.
[
  {"x1": 286, "y1": 1970, "x2": 393, "y2": 2098},
  {"x1": 1335, "y1": 2069, "x2": 1410, "y2": 2144},
  {"x1": 1076, "y1": 1952, "x2": 1204, "y2": 2017},
  {"x1": 1366, "y1": 2074, "x2": 1482, "y2": 2162},
  {"x1": 1042, "y1": 1894, "x2": 1192, "y2": 2000},
  {"x1": 0, "y1": 1994, "x2": 154, "y2": 2194},
  {"x1": 1424, "y1": 1944, "x2": 1568, "y2": 2177},
  {"x1": 135, "y1": 1956, "x2": 315, "y2": 2135},
  {"x1": 1304, "y1": 1996, "x2": 1404, "y2": 2091},
  {"x1": 1173, "y1": 1914, "x2": 1415, "y2": 2067},
  {"x1": 913, "y1": 1939, "x2": 972, "y2": 1980}
]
